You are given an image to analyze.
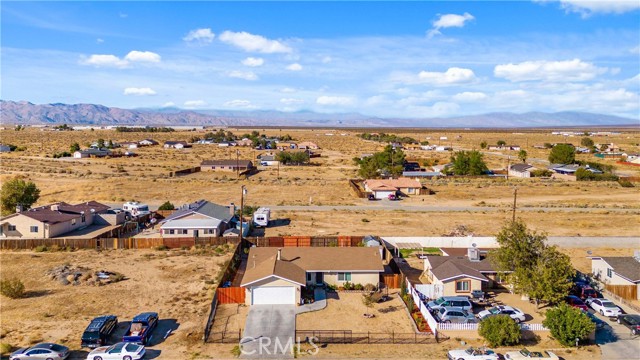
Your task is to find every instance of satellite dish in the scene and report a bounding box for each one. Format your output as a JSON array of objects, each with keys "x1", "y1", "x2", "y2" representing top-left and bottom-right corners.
[
  {"x1": 587, "y1": 250, "x2": 593, "y2": 255},
  {"x1": 472, "y1": 243, "x2": 477, "y2": 248}
]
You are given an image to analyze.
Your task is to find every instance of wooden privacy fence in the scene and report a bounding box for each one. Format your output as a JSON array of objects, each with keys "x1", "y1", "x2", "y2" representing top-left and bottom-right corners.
[
  {"x1": 247, "y1": 236, "x2": 364, "y2": 248},
  {"x1": 217, "y1": 287, "x2": 245, "y2": 304},
  {"x1": 348, "y1": 179, "x2": 368, "y2": 198},
  {"x1": 605, "y1": 284, "x2": 638, "y2": 301},
  {"x1": 381, "y1": 274, "x2": 401, "y2": 289},
  {"x1": 296, "y1": 330, "x2": 436, "y2": 344},
  {"x1": 0, "y1": 236, "x2": 240, "y2": 250}
]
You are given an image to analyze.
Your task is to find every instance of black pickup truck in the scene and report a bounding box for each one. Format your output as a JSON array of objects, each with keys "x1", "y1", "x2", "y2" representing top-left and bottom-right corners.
[{"x1": 81, "y1": 315, "x2": 118, "y2": 348}]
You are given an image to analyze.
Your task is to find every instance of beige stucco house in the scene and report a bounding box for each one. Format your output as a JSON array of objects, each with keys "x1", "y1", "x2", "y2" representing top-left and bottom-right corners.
[
  {"x1": 591, "y1": 256, "x2": 640, "y2": 300},
  {"x1": 363, "y1": 178, "x2": 423, "y2": 199},
  {"x1": 0, "y1": 201, "x2": 114, "y2": 239},
  {"x1": 159, "y1": 200, "x2": 235, "y2": 238},
  {"x1": 241, "y1": 247, "x2": 384, "y2": 305},
  {"x1": 200, "y1": 160, "x2": 254, "y2": 172}
]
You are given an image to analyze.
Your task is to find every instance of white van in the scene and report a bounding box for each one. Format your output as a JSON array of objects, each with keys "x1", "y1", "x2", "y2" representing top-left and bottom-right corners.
[
  {"x1": 252, "y1": 207, "x2": 270, "y2": 227},
  {"x1": 122, "y1": 201, "x2": 150, "y2": 218}
]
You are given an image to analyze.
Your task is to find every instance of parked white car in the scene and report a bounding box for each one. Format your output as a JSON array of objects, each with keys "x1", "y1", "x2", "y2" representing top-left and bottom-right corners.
[
  {"x1": 505, "y1": 348, "x2": 559, "y2": 360},
  {"x1": 588, "y1": 298, "x2": 622, "y2": 317},
  {"x1": 447, "y1": 347, "x2": 499, "y2": 360},
  {"x1": 477, "y1": 305, "x2": 526, "y2": 323},
  {"x1": 86, "y1": 342, "x2": 145, "y2": 360}
]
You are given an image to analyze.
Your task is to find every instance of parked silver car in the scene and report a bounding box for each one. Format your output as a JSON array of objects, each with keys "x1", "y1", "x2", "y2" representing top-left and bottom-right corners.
[
  {"x1": 10, "y1": 343, "x2": 69, "y2": 360},
  {"x1": 436, "y1": 306, "x2": 477, "y2": 323},
  {"x1": 427, "y1": 296, "x2": 473, "y2": 312}
]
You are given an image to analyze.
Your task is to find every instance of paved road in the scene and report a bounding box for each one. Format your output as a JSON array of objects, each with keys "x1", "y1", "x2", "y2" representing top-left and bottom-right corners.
[
  {"x1": 592, "y1": 300, "x2": 640, "y2": 360},
  {"x1": 265, "y1": 204, "x2": 638, "y2": 213},
  {"x1": 240, "y1": 305, "x2": 295, "y2": 359}
]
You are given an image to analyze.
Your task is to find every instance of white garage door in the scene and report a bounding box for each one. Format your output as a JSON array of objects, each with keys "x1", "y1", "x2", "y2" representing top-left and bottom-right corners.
[{"x1": 252, "y1": 286, "x2": 295, "y2": 305}]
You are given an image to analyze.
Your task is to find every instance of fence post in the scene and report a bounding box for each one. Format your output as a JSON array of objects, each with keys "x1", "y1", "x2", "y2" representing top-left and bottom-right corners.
[
  {"x1": 392, "y1": 331, "x2": 394, "y2": 344},
  {"x1": 368, "y1": 331, "x2": 370, "y2": 344}
]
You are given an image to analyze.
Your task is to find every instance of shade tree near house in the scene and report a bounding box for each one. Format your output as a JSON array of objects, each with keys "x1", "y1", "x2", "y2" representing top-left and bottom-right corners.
[
  {"x1": 543, "y1": 303, "x2": 595, "y2": 347},
  {"x1": 449, "y1": 150, "x2": 488, "y2": 176},
  {"x1": 478, "y1": 315, "x2": 522, "y2": 347},
  {"x1": 354, "y1": 145, "x2": 405, "y2": 178},
  {"x1": 158, "y1": 201, "x2": 175, "y2": 211},
  {"x1": 489, "y1": 219, "x2": 574, "y2": 308},
  {"x1": 276, "y1": 151, "x2": 310, "y2": 165},
  {"x1": 518, "y1": 150, "x2": 528, "y2": 163},
  {"x1": 548, "y1": 144, "x2": 575, "y2": 164},
  {"x1": 1, "y1": 177, "x2": 41, "y2": 216},
  {"x1": 497, "y1": 140, "x2": 506, "y2": 146}
]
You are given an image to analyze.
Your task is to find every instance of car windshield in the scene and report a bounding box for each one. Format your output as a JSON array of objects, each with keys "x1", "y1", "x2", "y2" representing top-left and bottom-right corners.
[
  {"x1": 488, "y1": 307, "x2": 500, "y2": 314},
  {"x1": 520, "y1": 349, "x2": 531, "y2": 356},
  {"x1": 584, "y1": 289, "x2": 596, "y2": 295},
  {"x1": 138, "y1": 206, "x2": 149, "y2": 212},
  {"x1": 435, "y1": 298, "x2": 446, "y2": 305},
  {"x1": 465, "y1": 348, "x2": 475, "y2": 355},
  {"x1": 602, "y1": 301, "x2": 616, "y2": 308},
  {"x1": 83, "y1": 331, "x2": 100, "y2": 339},
  {"x1": 125, "y1": 344, "x2": 140, "y2": 352},
  {"x1": 50, "y1": 344, "x2": 65, "y2": 352}
]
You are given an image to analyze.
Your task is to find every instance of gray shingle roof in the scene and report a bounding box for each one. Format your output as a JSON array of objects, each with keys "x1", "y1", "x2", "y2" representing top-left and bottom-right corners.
[
  {"x1": 425, "y1": 255, "x2": 497, "y2": 282},
  {"x1": 163, "y1": 200, "x2": 234, "y2": 223},
  {"x1": 601, "y1": 257, "x2": 640, "y2": 283}
]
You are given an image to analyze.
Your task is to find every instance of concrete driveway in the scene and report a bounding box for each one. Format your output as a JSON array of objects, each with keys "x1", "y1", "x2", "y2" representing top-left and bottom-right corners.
[
  {"x1": 240, "y1": 305, "x2": 295, "y2": 359},
  {"x1": 592, "y1": 305, "x2": 640, "y2": 359}
]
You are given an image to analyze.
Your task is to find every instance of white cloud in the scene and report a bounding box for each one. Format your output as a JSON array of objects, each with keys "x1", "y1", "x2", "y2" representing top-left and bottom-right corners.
[
  {"x1": 417, "y1": 67, "x2": 477, "y2": 85},
  {"x1": 184, "y1": 100, "x2": 207, "y2": 108},
  {"x1": 183, "y1": 28, "x2": 215, "y2": 43},
  {"x1": 286, "y1": 63, "x2": 303, "y2": 71},
  {"x1": 224, "y1": 99, "x2": 257, "y2": 108},
  {"x1": 124, "y1": 50, "x2": 161, "y2": 63},
  {"x1": 280, "y1": 87, "x2": 297, "y2": 93},
  {"x1": 123, "y1": 87, "x2": 156, "y2": 96},
  {"x1": 118, "y1": 12, "x2": 128, "y2": 18},
  {"x1": 241, "y1": 57, "x2": 264, "y2": 67},
  {"x1": 219, "y1": 31, "x2": 292, "y2": 53},
  {"x1": 452, "y1": 91, "x2": 487, "y2": 102},
  {"x1": 161, "y1": 102, "x2": 176, "y2": 108},
  {"x1": 428, "y1": 12, "x2": 474, "y2": 37},
  {"x1": 630, "y1": 46, "x2": 640, "y2": 54},
  {"x1": 280, "y1": 98, "x2": 305, "y2": 105},
  {"x1": 405, "y1": 102, "x2": 461, "y2": 117},
  {"x1": 494, "y1": 59, "x2": 607, "y2": 82},
  {"x1": 539, "y1": 0, "x2": 640, "y2": 17},
  {"x1": 316, "y1": 95, "x2": 355, "y2": 106},
  {"x1": 321, "y1": 56, "x2": 332, "y2": 63},
  {"x1": 227, "y1": 70, "x2": 258, "y2": 81},
  {"x1": 81, "y1": 54, "x2": 128, "y2": 68},
  {"x1": 96, "y1": 38, "x2": 104, "y2": 44}
]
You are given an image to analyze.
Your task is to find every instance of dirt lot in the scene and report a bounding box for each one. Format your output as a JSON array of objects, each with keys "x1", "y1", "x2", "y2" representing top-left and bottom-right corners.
[
  {"x1": 296, "y1": 292, "x2": 415, "y2": 333},
  {"x1": 0, "y1": 248, "x2": 234, "y2": 359},
  {"x1": 211, "y1": 303, "x2": 248, "y2": 335}
]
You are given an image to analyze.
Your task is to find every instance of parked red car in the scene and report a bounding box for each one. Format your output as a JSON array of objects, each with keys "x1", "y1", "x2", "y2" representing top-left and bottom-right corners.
[
  {"x1": 572, "y1": 284, "x2": 598, "y2": 300},
  {"x1": 565, "y1": 295, "x2": 588, "y2": 311}
]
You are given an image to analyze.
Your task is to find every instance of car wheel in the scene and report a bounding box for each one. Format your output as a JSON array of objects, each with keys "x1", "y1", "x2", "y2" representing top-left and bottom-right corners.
[
  {"x1": 633, "y1": 329, "x2": 638, "y2": 336},
  {"x1": 515, "y1": 318, "x2": 522, "y2": 324},
  {"x1": 617, "y1": 318, "x2": 622, "y2": 324},
  {"x1": 46, "y1": 358, "x2": 54, "y2": 360},
  {"x1": 600, "y1": 310, "x2": 604, "y2": 315},
  {"x1": 124, "y1": 356, "x2": 132, "y2": 360},
  {"x1": 94, "y1": 357, "x2": 103, "y2": 360},
  {"x1": 444, "y1": 320, "x2": 451, "y2": 323}
]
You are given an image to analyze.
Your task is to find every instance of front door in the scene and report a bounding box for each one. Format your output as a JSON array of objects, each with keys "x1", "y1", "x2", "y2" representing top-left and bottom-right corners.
[
  {"x1": 194, "y1": 230, "x2": 199, "y2": 238},
  {"x1": 315, "y1": 272, "x2": 324, "y2": 285}
]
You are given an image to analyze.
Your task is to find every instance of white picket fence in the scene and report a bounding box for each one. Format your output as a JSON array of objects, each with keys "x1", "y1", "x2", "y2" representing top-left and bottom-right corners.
[
  {"x1": 437, "y1": 322, "x2": 549, "y2": 331},
  {"x1": 406, "y1": 278, "x2": 439, "y2": 337},
  {"x1": 415, "y1": 284, "x2": 444, "y2": 299}
]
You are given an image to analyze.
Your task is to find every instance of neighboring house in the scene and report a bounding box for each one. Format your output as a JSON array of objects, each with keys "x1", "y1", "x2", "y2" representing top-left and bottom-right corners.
[
  {"x1": 119, "y1": 142, "x2": 139, "y2": 149},
  {"x1": 403, "y1": 144, "x2": 422, "y2": 151},
  {"x1": 423, "y1": 249, "x2": 506, "y2": 296},
  {"x1": 435, "y1": 146, "x2": 452, "y2": 151},
  {"x1": 200, "y1": 160, "x2": 254, "y2": 172},
  {"x1": 276, "y1": 142, "x2": 297, "y2": 150},
  {"x1": 591, "y1": 256, "x2": 640, "y2": 300},
  {"x1": 138, "y1": 139, "x2": 159, "y2": 146},
  {"x1": 0, "y1": 144, "x2": 11, "y2": 152},
  {"x1": 257, "y1": 155, "x2": 279, "y2": 166},
  {"x1": 164, "y1": 141, "x2": 190, "y2": 149},
  {"x1": 0, "y1": 201, "x2": 116, "y2": 238},
  {"x1": 550, "y1": 164, "x2": 603, "y2": 176},
  {"x1": 159, "y1": 199, "x2": 235, "y2": 238},
  {"x1": 488, "y1": 145, "x2": 521, "y2": 151},
  {"x1": 297, "y1": 141, "x2": 319, "y2": 150},
  {"x1": 241, "y1": 247, "x2": 384, "y2": 305},
  {"x1": 363, "y1": 178, "x2": 423, "y2": 199},
  {"x1": 236, "y1": 138, "x2": 254, "y2": 147},
  {"x1": 402, "y1": 171, "x2": 442, "y2": 179},
  {"x1": 74, "y1": 148, "x2": 112, "y2": 158},
  {"x1": 509, "y1": 163, "x2": 536, "y2": 178}
]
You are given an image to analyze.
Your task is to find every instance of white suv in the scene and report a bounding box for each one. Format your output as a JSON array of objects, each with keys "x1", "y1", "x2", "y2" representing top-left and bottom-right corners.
[{"x1": 588, "y1": 298, "x2": 622, "y2": 317}]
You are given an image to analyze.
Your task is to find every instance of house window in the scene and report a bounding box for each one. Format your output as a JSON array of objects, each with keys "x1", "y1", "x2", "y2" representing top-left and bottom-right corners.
[
  {"x1": 180, "y1": 229, "x2": 188, "y2": 235},
  {"x1": 71, "y1": 219, "x2": 76, "y2": 225},
  {"x1": 338, "y1": 272, "x2": 352, "y2": 282},
  {"x1": 169, "y1": 229, "x2": 175, "y2": 235},
  {"x1": 206, "y1": 229, "x2": 215, "y2": 234},
  {"x1": 306, "y1": 273, "x2": 312, "y2": 282},
  {"x1": 607, "y1": 268, "x2": 612, "y2": 278},
  {"x1": 8, "y1": 225, "x2": 16, "y2": 231},
  {"x1": 30, "y1": 226, "x2": 38, "y2": 233},
  {"x1": 81, "y1": 214, "x2": 86, "y2": 222},
  {"x1": 455, "y1": 280, "x2": 471, "y2": 293}
]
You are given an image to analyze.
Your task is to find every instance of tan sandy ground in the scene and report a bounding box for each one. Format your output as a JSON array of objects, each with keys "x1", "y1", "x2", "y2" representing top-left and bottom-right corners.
[
  {"x1": 296, "y1": 292, "x2": 415, "y2": 333},
  {"x1": 0, "y1": 248, "x2": 233, "y2": 359},
  {"x1": 211, "y1": 304, "x2": 248, "y2": 335}
]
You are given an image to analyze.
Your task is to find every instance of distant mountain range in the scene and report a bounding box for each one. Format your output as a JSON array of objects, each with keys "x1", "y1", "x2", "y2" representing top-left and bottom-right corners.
[{"x1": 1, "y1": 100, "x2": 636, "y2": 128}]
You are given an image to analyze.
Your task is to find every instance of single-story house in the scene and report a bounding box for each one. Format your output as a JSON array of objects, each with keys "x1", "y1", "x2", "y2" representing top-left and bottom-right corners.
[
  {"x1": 257, "y1": 154, "x2": 279, "y2": 166},
  {"x1": 0, "y1": 201, "x2": 116, "y2": 238},
  {"x1": 297, "y1": 141, "x2": 319, "y2": 150},
  {"x1": 276, "y1": 142, "x2": 297, "y2": 150},
  {"x1": 200, "y1": 160, "x2": 254, "y2": 172},
  {"x1": 138, "y1": 139, "x2": 159, "y2": 146},
  {"x1": 363, "y1": 178, "x2": 423, "y2": 199},
  {"x1": 435, "y1": 146, "x2": 452, "y2": 151},
  {"x1": 74, "y1": 148, "x2": 112, "y2": 158},
  {"x1": 509, "y1": 163, "x2": 536, "y2": 178},
  {"x1": 164, "y1": 141, "x2": 190, "y2": 149},
  {"x1": 236, "y1": 138, "x2": 254, "y2": 147},
  {"x1": 423, "y1": 249, "x2": 507, "y2": 296},
  {"x1": 403, "y1": 144, "x2": 423, "y2": 151},
  {"x1": 488, "y1": 145, "x2": 521, "y2": 151},
  {"x1": 119, "y1": 142, "x2": 139, "y2": 149},
  {"x1": 550, "y1": 164, "x2": 603, "y2": 176},
  {"x1": 159, "y1": 200, "x2": 235, "y2": 238},
  {"x1": 591, "y1": 256, "x2": 640, "y2": 300},
  {"x1": 402, "y1": 171, "x2": 442, "y2": 179},
  {"x1": 241, "y1": 247, "x2": 384, "y2": 305}
]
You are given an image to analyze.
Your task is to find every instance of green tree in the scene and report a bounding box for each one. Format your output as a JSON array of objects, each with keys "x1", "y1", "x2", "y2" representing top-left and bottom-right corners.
[
  {"x1": 527, "y1": 246, "x2": 575, "y2": 307},
  {"x1": 1, "y1": 177, "x2": 41, "y2": 215},
  {"x1": 356, "y1": 145, "x2": 405, "y2": 178},
  {"x1": 478, "y1": 315, "x2": 522, "y2": 347},
  {"x1": 581, "y1": 137, "x2": 594, "y2": 147},
  {"x1": 599, "y1": 143, "x2": 609, "y2": 152},
  {"x1": 96, "y1": 138, "x2": 105, "y2": 149},
  {"x1": 450, "y1": 150, "x2": 488, "y2": 176},
  {"x1": 543, "y1": 304, "x2": 595, "y2": 346},
  {"x1": 518, "y1": 150, "x2": 528, "y2": 163},
  {"x1": 548, "y1": 144, "x2": 575, "y2": 164},
  {"x1": 497, "y1": 140, "x2": 506, "y2": 146},
  {"x1": 69, "y1": 142, "x2": 80, "y2": 152},
  {"x1": 158, "y1": 201, "x2": 175, "y2": 211},
  {"x1": 480, "y1": 140, "x2": 488, "y2": 149},
  {"x1": 362, "y1": 293, "x2": 375, "y2": 317}
]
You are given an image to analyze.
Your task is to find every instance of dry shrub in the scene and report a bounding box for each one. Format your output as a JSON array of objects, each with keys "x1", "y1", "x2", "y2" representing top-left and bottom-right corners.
[{"x1": 0, "y1": 278, "x2": 25, "y2": 299}]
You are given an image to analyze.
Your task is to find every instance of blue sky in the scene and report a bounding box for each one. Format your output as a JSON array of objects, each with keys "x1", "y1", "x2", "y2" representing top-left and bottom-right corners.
[{"x1": 2, "y1": 1, "x2": 639, "y2": 119}]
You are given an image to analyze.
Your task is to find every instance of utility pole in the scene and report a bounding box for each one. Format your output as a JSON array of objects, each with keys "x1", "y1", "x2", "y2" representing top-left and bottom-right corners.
[
  {"x1": 236, "y1": 150, "x2": 240, "y2": 179},
  {"x1": 239, "y1": 185, "x2": 246, "y2": 243},
  {"x1": 512, "y1": 187, "x2": 518, "y2": 223},
  {"x1": 506, "y1": 156, "x2": 510, "y2": 180}
]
